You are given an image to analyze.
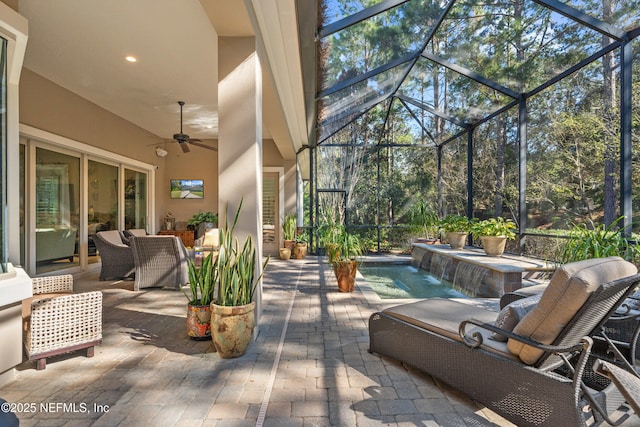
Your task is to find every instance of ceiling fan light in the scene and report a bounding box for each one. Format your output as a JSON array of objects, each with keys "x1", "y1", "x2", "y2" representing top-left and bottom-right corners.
[{"x1": 155, "y1": 147, "x2": 168, "y2": 157}]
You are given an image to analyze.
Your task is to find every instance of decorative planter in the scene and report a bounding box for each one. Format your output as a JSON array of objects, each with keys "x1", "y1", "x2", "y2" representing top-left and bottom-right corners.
[
  {"x1": 446, "y1": 232, "x2": 468, "y2": 250},
  {"x1": 211, "y1": 301, "x2": 255, "y2": 358},
  {"x1": 480, "y1": 235, "x2": 507, "y2": 257},
  {"x1": 186, "y1": 304, "x2": 211, "y2": 340},
  {"x1": 294, "y1": 242, "x2": 307, "y2": 259},
  {"x1": 334, "y1": 259, "x2": 357, "y2": 292},
  {"x1": 284, "y1": 239, "x2": 295, "y2": 251},
  {"x1": 279, "y1": 247, "x2": 291, "y2": 260}
]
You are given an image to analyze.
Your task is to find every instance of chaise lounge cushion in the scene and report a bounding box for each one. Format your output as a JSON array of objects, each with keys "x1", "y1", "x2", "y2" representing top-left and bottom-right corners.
[
  {"x1": 382, "y1": 298, "x2": 518, "y2": 360},
  {"x1": 508, "y1": 256, "x2": 637, "y2": 364}
]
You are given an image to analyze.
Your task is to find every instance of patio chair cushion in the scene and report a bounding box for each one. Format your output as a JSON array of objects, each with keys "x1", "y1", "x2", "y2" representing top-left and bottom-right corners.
[
  {"x1": 201, "y1": 228, "x2": 219, "y2": 248},
  {"x1": 492, "y1": 293, "x2": 541, "y2": 342},
  {"x1": 509, "y1": 256, "x2": 637, "y2": 364}
]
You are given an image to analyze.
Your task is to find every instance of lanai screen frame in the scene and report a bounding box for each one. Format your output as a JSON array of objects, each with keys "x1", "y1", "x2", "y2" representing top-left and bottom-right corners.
[{"x1": 300, "y1": 0, "x2": 640, "y2": 255}]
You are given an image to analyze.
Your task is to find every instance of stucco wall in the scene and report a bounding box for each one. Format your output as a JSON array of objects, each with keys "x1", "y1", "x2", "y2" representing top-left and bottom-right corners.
[{"x1": 19, "y1": 68, "x2": 220, "y2": 231}]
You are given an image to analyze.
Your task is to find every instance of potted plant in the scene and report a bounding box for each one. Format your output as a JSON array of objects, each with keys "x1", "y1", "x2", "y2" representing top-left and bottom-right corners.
[
  {"x1": 294, "y1": 232, "x2": 308, "y2": 259},
  {"x1": 320, "y1": 221, "x2": 344, "y2": 264},
  {"x1": 561, "y1": 216, "x2": 640, "y2": 264},
  {"x1": 439, "y1": 214, "x2": 472, "y2": 249},
  {"x1": 470, "y1": 216, "x2": 516, "y2": 257},
  {"x1": 279, "y1": 246, "x2": 291, "y2": 260},
  {"x1": 411, "y1": 200, "x2": 439, "y2": 244},
  {"x1": 187, "y1": 210, "x2": 218, "y2": 238},
  {"x1": 333, "y1": 228, "x2": 362, "y2": 292},
  {"x1": 282, "y1": 213, "x2": 296, "y2": 252},
  {"x1": 211, "y1": 199, "x2": 269, "y2": 358},
  {"x1": 182, "y1": 252, "x2": 216, "y2": 339}
]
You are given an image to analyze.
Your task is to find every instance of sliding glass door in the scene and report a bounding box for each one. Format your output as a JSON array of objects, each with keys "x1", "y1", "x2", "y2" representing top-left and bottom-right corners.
[
  {"x1": 124, "y1": 168, "x2": 147, "y2": 230},
  {"x1": 35, "y1": 148, "x2": 80, "y2": 274}
]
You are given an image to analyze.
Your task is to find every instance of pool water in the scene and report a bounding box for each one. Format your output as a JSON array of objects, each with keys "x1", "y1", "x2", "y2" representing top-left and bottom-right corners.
[{"x1": 359, "y1": 264, "x2": 469, "y2": 299}]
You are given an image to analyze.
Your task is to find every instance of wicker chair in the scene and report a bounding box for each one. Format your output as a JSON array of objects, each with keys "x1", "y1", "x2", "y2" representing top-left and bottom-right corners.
[
  {"x1": 93, "y1": 230, "x2": 135, "y2": 280},
  {"x1": 129, "y1": 235, "x2": 189, "y2": 291},
  {"x1": 121, "y1": 228, "x2": 148, "y2": 245},
  {"x1": 501, "y1": 281, "x2": 640, "y2": 369},
  {"x1": 23, "y1": 274, "x2": 103, "y2": 370},
  {"x1": 369, "y1": 257, "x2": 640, "y2": 426}
]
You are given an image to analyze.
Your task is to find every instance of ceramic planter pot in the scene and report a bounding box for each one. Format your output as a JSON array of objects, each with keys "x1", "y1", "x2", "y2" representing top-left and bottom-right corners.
[
  {"x1": 279, "y1": 247, "x2": 291, "y2": 260},
  {"x1": 480, "y1": 235, "x2": 507, "y2": 257},
  {"x1": 211, "y1": 301, "x2": 255, "y2": 358},
  {"x1": 446, "y1": 232, "x2": 468, "y2": 249},
  {"x1": 294, "y1": 242, "x2": 307, "y2": 259},
  {"x1": 186, "y1": 304, "x2": 211, "y2": 340},
  {"x1": 334, "y1": 259, "x2": 357, "y2": 292},
  {"x1": 284, "y1": 239, "x2": 295, "y2": 251}
]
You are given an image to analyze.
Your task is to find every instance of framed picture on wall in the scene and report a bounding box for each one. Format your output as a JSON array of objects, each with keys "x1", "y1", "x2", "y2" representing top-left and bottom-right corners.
[{"x1": 170, "y1": 179, "x2": 204, "y2": 199}]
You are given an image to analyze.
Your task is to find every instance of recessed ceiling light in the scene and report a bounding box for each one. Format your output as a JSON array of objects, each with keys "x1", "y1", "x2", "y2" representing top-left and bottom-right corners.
[{"x1": 125, "y1": 56, "x2": 137, "y2": 63}]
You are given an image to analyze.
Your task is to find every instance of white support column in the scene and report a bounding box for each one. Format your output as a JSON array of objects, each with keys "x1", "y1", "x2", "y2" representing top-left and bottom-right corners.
[{"x1": 218, "y1": 37, "x2": 264, "y2": 322}]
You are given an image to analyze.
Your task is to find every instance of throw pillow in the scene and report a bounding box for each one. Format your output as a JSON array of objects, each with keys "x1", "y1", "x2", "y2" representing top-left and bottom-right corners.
[{"x1": 492, "y1": 294, "x2": 541, "y2": 342}]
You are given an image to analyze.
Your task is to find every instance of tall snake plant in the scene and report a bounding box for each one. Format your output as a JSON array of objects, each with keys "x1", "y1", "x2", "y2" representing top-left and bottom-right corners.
[{"x1": 216, "y1": 199, "x2": 269, "y2": 307}]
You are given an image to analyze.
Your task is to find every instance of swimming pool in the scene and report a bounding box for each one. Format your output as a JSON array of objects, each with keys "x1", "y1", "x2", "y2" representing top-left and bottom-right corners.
[{"x1": 359, "y1": 263, "x2": 469, "y2": 299}]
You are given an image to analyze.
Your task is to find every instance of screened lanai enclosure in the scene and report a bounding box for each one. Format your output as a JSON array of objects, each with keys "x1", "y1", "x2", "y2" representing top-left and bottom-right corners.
[{"x1": 299, "y1": 0, "x2": 640, "y2": 258}]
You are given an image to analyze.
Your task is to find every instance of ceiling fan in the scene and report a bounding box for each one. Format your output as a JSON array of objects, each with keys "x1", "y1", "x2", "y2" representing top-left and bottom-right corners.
[{"x1": 170, "y1": 101, "x2": 217, "y2": 153}]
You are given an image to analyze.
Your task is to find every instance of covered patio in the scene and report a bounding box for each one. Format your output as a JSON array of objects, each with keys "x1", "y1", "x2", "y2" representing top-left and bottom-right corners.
[{"x1": 1, "y1": 258, "x2": 521, "y2": 426}]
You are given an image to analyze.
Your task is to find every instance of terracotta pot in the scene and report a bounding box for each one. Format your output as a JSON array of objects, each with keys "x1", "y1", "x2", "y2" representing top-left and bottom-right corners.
[
  {"x1": 294, "y1": 242, "x2": 307, "y2": 259},
  {"x1": 186, "y1": 304, "x2": 211, "y2": 340},
  {"x1": 480, "y1": 235, "x2": 507, "y2": 257},
  {"x1": 211, "y1": 301, "x2": 255, "y2": 358},
  {"x1": 334, "y1": 260, "x2": 356, "y2": 292},
  {"x1": 279, "y1": 247, "x2": 291, "y2": 260},
  {"x1": 446, "y1": 232, "x2": 468, "y2": 250},
  {"x1": 284, "y1": 240, "x2": 295, "y2": 251}
]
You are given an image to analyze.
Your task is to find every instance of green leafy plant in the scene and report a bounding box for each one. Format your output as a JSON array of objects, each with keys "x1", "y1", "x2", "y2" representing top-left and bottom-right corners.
[
  {"x1": 470, "y1": 217, "x2": 516, "y2": 240},
  {"x1": 296, "y1": 231, "x2": 309, "y2": 244},
  {"x1": 561, "y1": 217, "x2": 640, "y2": 265},
  {"x1": 187, "y1": 210, "x2": 218, "y2": 229},
  {"x1": 410, "y1": 200, "x2": 439, "y2": 239},
  {"x1": 182, "y1": 252, "x2": 217, "y2": 306},
  {"x1": 439, "y1": 214, "x2": 472, "y2": 233},
  {"x1": 283, "y1": 213, "x2": 296, "y2": 241},
  {"x1": 216, "y1": 199, "x2": 270, "y2": 307},
  {"x1": 335, "y1": 227, "x2": 363, "y2": 262}
]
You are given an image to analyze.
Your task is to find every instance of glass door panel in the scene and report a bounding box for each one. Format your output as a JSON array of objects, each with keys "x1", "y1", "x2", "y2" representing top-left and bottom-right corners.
[
  {"x1": 35, "y1": 148, "x2": 80, "y2": 274},
  {"x1": 124, "y1": 168, "x2": 147, "y2": 230},
  {"x1": 88, "y1": 160, "x2": 118, "y2": 257},
  {"x1": 263, "y1": 172, "x2": 279, "y2": 256}
]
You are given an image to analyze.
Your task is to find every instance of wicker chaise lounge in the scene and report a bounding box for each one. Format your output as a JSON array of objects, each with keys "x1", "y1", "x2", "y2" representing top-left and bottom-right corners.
[
  {"x1": 501, "y1": 278, "x2": 640, "y2": 370},
  {"x1": 369, "y1": 257, "x2": 640, "y2": 426}
]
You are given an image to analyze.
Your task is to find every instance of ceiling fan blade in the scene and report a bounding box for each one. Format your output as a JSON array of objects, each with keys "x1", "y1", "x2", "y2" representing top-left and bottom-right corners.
[
  {"x1": 179, "y1": 141, "x2": 190, "y2": 153},
  {"x1": 188, "y1": 140, "x2": 218, "y2": 151}
]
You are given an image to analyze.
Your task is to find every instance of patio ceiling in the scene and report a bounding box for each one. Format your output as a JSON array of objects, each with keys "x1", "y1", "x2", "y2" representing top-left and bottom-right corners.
[{"x1": 18, "y1": 0, "x2": 306, "y2": 165}]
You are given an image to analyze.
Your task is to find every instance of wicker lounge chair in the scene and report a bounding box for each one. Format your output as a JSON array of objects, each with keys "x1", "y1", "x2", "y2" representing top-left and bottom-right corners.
[
  {"x1": 501, "y1": 277, "x2": 640, "y2": 369},
  {"x1": 369, "y1": 257, "x2": 640, "y2": 426},
  {"x1": 93, "y1": 230, "x2": 135, "y2": 280},
  {"x1": 23, "y1": 274, "x2": 103, "y2": 370},
  {"x1": 129, "y1": 235, "x2": 189, "y2": 291},
  {"x1": 121, "y1": 228, "x2": 148, "y2": 244}
]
